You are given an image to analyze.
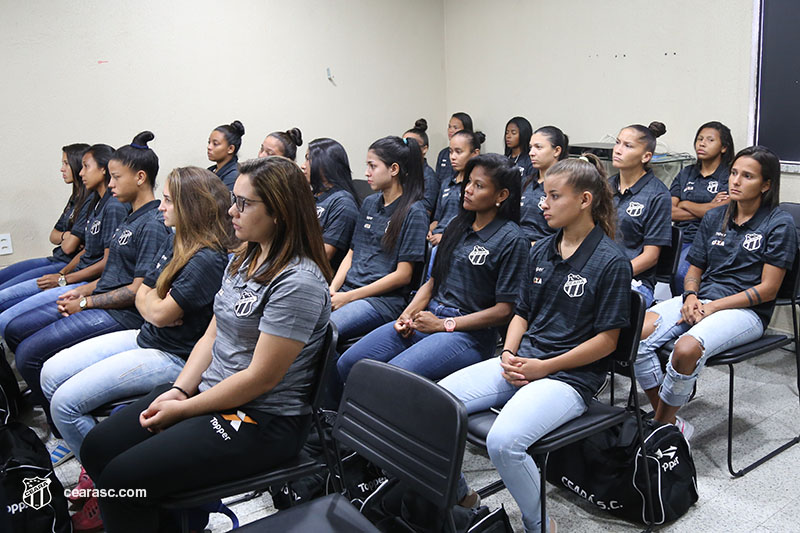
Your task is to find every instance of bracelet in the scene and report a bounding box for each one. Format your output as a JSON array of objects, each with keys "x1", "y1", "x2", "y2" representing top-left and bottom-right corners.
[
  {"x1": 501, "y1": 349, "x2": 516, "y2": 357},
  {"x1": 170, "y1": 385, "x2": 190, "y2": 398}
]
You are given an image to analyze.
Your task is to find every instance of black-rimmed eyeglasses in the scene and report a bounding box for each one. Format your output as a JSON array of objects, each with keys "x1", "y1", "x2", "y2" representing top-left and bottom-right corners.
[{"x1": 230, "y1": 191, "x2": 264, "y2": 212}]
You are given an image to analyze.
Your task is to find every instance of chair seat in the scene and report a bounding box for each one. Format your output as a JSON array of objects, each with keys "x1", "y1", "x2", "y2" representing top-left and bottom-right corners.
[
  {"x1": 467, "y1": 401, "x2": 629, "y2": 455},
  {"x1": 658, "y1": 334, "x2": 791, "y2": 366},
  {"x1": 162, "y1": 451, "x2": 325, "y2": 509},
  {"x1": 235, "y1": 493, "x2": 378, "y2": 532}
]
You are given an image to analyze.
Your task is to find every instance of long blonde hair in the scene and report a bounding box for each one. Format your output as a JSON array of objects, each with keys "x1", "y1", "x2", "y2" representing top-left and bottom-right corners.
[{"x1": 155, "y1": 167, "x2": 237, "y2": 298}]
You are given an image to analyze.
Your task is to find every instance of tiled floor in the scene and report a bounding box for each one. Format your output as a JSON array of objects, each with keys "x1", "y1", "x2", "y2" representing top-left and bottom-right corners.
[{"x1": 19, "y1": 341, "x2": 800, "y2": 532}]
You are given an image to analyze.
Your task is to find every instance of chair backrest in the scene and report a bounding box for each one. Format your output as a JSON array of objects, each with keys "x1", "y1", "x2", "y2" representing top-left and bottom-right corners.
[
  {"x1": 333, "y1": 360, "x2": 467, "y2": 511},
  {"x1": 656, "y1": 225, "x2": 683, "y2": 281},
  {"x1": 779, "y1": 202, "x2": 800, "y2": 234},
  {"x1": 776, "y1": 247, "x2": 800, "y2": 302},
  {"x1": 309, "y1": 322, "x2": 338, "y2": 412},
  {"x1": 611, "y1": 290, "x2": 647, "y2": 369},
  {"x1": 352, "y1": 179, "x2": 374, "y2": 203}
]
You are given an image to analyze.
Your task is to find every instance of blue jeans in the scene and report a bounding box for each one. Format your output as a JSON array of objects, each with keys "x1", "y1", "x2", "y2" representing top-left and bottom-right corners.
[
  {"x1": 634, "y1": 295, "x2": 764, "y2": 406},
  {"x1": 337, "y1": 301, "x2": 497, "y2": 382},
  {"x1": 0, "y1": 257, "x2": 66, "y2": 291},
  {"x1": 439, "y1": 357, "x2": 586, "y2": 533},
  {"x1": 670, "y1": 243, "x2": 692, "y2": 297},
  {"x1": 41, "y1": 329, "x2": 185, "y2": 463},
  {"x1": 0, "y1": 281, "x2": 85, "y2": 336},
  {"x1": 10, "y1": 305, "x2": 125, "y2": 408},
  {"x1": 632, "y1": 280, "x2": 654, "y2": 308},
  {"x1": 330, "y1": 299, "x2": 388, "y2": 341}
]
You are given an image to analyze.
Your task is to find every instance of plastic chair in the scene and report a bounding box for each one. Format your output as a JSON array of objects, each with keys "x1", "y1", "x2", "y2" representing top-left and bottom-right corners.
[
  {"x1": 658, "y1": 249, "x2": 800, "y2": 477},
  {"x1": 236, "y1": 359, "x2": 468, "y2": 532},
  {"x1": 465, "y1": 291, "x2": 654, "y2": 532},
  {"x1": 160, "y1": 322, "x2": 341, "y2": 532}
]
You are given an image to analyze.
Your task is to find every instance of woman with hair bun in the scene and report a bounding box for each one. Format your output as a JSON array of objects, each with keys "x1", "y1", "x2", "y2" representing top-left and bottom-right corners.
[
  {"x1": 440, "y1": 154, "x2": 632, "y2": 532},
  {"x1": 504, "y1": 116, "x2": 534, "y2": 178},
  {"x1": 404, "y1": 118, "x2": 439, "y2": 215},
  {"x1": 208, "y1": 120, "x2": 245, "y2": 190},
  {"x1": 6, "y1": 132, "x2": 171, "y2": 449},
  {"x1": 521, "y1": 125, "x2": 570, "y2": 245},
  {"x1": 609, "y1": 121, "x2": 672, "y2": 307},
  {"x1": 258, "y1": 128, "x2": 303, "y2": 161},
  {"x1": 428, "y1": 130, "x2": 485, "y2": 245}
]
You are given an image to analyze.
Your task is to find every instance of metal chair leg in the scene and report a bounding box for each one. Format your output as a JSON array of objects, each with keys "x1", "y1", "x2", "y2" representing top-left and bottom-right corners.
[{"x1": 724, "y1": 363, "x2": 800, "y2": 477}]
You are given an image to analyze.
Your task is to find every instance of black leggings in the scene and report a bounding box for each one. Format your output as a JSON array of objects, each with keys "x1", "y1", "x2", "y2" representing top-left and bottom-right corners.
[{"x1": 81, "y1": 383, "x2": 311, "y2": 533}]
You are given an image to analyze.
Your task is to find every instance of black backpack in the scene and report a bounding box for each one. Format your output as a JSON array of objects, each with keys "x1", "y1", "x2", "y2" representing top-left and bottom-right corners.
[
  {"x1": 0, "y1": 344, "x2": 22, "y2": 421},
  {"x1": 545, "y1": 416, "x2": 698, "y2": 525},
  {"x1": 0, "y1": 420, "x2": 72, "y2": 532}
]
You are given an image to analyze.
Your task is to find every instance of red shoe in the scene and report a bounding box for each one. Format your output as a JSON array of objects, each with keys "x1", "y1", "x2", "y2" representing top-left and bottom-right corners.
[
  {"x1": 68, "y1": 467, "x2": 94, "y2": 503},
  {"x1": 71, "y1": 496, "x2": 103, "y2": 532}
]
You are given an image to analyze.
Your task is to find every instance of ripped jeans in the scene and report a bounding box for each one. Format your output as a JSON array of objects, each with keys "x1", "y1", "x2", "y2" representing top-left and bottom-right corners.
[{"x1": 634, "y1": 295, "x2": 763, "y2": 406}]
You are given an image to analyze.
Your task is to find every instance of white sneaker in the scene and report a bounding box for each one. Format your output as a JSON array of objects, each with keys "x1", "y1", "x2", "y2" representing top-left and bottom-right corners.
[
  {"x1": 46, "y1": 437, "x2": 74, "y2": 467},
  {"x1": 674, "y1": 416, "x2": 694, "y2": 442}
]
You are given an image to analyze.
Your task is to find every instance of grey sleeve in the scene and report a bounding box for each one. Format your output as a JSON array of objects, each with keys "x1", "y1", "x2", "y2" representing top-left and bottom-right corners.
[{"x1": 259, "y1": 268, "x2": 330, "y2": 344}]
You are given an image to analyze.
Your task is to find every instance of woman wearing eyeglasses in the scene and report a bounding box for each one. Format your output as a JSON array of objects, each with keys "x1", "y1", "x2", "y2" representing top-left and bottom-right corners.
[{"x1": 80, "y1": 157, "x2": 332, "y2": 533}]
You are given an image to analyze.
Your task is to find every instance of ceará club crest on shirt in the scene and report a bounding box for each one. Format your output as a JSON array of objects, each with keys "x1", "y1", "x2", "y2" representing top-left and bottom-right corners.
[
  {"x1": 234, "y1": 289, "x2": 258, "y2": 317},
  {"x1": 625, "y1": 201, "x2": 644, "y2": 218},
  {"x1": 563, "y1": 273, "x2": 587, "y2": 298},
  {"x1": 742, "y1": 233, "x2": 763, "y2": 252},
  {"x1": 468, "y1": 245, "x2": 489, "y2": 266}
]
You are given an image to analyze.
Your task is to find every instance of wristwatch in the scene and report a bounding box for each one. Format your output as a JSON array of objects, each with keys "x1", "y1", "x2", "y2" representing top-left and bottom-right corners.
[
  {"x1": 443, "y1": 317, "x2": 456, "y2": 332},
  {"x1": 58, "y1": 274, "x2": 67, "y2": 287},
  {"x1": 682, "y1": 290, "x2": 698, "y2": 302},
  {"x1": 79, "y1": 297, "x2": 88, "y2": 310}
]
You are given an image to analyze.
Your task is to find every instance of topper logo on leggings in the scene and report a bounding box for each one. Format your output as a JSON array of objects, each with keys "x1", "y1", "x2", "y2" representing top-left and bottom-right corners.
[{"x1": 210, "y1": 416, "x2": 231, "y2": 441}]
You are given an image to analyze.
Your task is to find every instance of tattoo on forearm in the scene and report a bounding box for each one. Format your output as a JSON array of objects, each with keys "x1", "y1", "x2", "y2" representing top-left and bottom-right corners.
[
  {"x1": 745, "y1": 289, "x2": 754, "y2": 306},
  {"x1": 90, "y1": 287, "x2": 136, "y2": 309},
  {"x1": 685, "y1": 276, "x2": 700, "y2": 291},
  {"x1": 747, "y1": 287, "x2": 763, "y2": 305}
]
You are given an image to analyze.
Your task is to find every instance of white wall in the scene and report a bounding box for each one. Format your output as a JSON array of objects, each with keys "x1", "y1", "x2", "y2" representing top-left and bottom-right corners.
[{"x1": 0, "y1": 0, "x2": 447, "y2": 263}]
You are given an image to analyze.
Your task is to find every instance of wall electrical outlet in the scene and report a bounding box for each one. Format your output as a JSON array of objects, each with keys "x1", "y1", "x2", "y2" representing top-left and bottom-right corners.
[{"x1": 0, "y1": 234, "x2": 12, "y2": 255}]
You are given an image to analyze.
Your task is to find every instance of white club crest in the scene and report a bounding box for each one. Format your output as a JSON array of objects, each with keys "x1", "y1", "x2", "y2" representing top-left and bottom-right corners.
[
  {"x1": 537, "y1": 195, "x2": 546, "y2": 210},
  {"x1": 563, "y1": 273, "x2": 587, "y2": 298},
  {"x1": 234, "y1": 289, "x2": 258, "y2": 317},
  {"x1": 626, "y1": 201, "x2": 644, "y2": 217},
  {"x1": 742, "y1": 233, "x2": 763, "y2": 252},
  {"x1": 22, "y1": 476, "x2": 52, "y2": 510},
  {"x1": 117, "y1": 229, "x2": 133, "y2": 246},
  {"x1": 468, "y1": 245, "x2": 490, "y2": 266},
  {"x1": 707, "y1": 181, "x2": 719, "y2": 194},
  {"x1": 316, "y1": 206, "x2": 325, "y2": 218},
  {"x1": 90, "y1": 220, "x2": 101, "y2": 235}
]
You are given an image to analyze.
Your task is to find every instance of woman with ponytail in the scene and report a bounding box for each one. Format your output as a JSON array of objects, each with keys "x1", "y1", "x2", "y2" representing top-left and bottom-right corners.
[
  {"x1": 440, "y1": 154, "x2": 632, "y2": 532},
  {"x1": 337, "y1": 154, "x2": 528, "y2": 383},
  {"x1": 610, "y1": 121, "x2": 672, "y2": 307},
  {"x1": 521, "y1": 125, "x2": 570, "y2": 245},
  {"x1": 301, "y1": 137, "x2": 360, "y2": 269},
  {"x1": 258, "y1": 127, "x2": 303, "y2": 161},
  {"x1": 428, "y1": 130, "x2": 485, "y2": 245},
  {"x1": 0, "y1": 143, "x2": 127, "y2": 334},
  {"x1": 0, "y1": 144, "x2": 91, "y2": 289},
  {"x1": 208, "y1": 120, "x2": 245, "y2": 190},
  {"x1": 329, "y1": 136, "x2": 428, "y2": 344},
  {"x1": 5, "y1": 132, "x2": 171, "y2": 452}
]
